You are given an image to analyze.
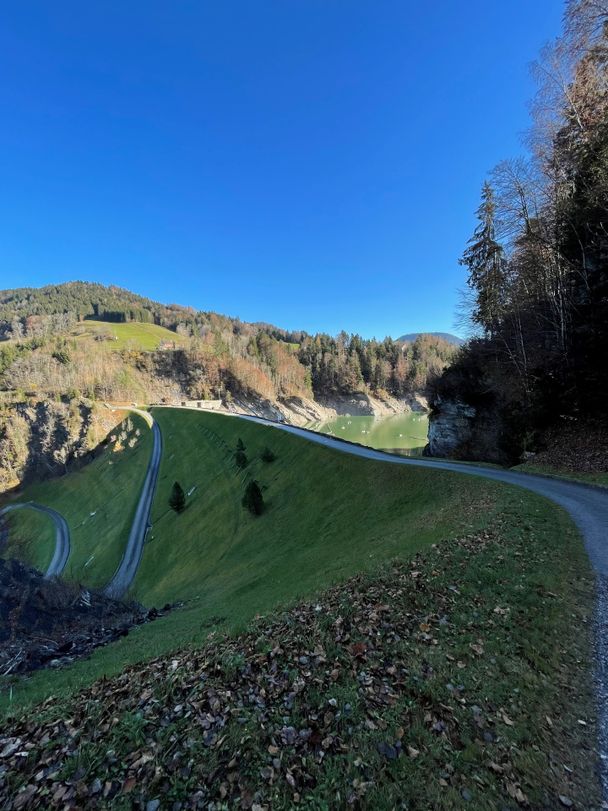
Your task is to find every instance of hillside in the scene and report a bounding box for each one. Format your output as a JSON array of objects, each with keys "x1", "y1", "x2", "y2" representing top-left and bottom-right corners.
[
  {"x1": 3, "y1": 408, "x2": 494, "y2": 698},
  {"x1": 0, "y1": 282, "x2": 458, "y2": 490},
  {"x1": 0, "y1": 282, "x2": 197, "y2": 334},
  {"x1": 0, "y1": 284, "x2": 456, "y2": 406},
  {"x1": 3, "y1": 411, "x2": 153, "y2": 588},
  {"x1": 71, "y1": 320, "x2": 189, "y2": 351},
  {"x1": 0, "y1": 408, "x2": 598, "y2": 808}
]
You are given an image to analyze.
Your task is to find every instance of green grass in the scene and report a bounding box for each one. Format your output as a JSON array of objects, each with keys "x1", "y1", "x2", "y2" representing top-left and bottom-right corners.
[
  {"x1": 2, "y1": 508, "x2": 56, "y2": 571},
  {"x1": 0, "y1": 408, "x2": 597, "y2": 808},
  {"x1": 71, "y1": 320, "x2": 189, "y2": 351},
  {"x1": 1, "y1": 488, "x2": 598, "y2": 809},
  {"x1": 136, "y1": 409, "x2": 484, "y2": 610},
  {"x1": 514, "y1": 461, "x2": 608, "y2": 487},
  {"x1": 1, "y1": 413, "x2": 153, "y2": 588},
  {"x1": 1, "y1": 407, "x2": 552, "y2": 714}
]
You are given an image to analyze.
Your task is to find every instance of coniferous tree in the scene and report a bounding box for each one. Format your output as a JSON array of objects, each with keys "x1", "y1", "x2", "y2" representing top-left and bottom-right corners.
[
  {"x1": 242, "y1": 480, "x2": 264, "y2": 515},
  {"x1": 235, "y1": 438, "x2": 248, "y2": 469},
  {"x1": 169, "y1": 481, "x2": 186, "y2": 513},
  {"x1": 460, "y1": 182, "x2": 507, "y2": 337},
  {"x1": 261, "y1": 446, "x2": 276, "y2": 462}
]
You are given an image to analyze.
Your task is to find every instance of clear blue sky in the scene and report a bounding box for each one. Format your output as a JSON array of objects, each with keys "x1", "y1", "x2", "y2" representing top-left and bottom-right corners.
[{"x1": 1, "y1": 1, "x2": 564, "y2": 339}]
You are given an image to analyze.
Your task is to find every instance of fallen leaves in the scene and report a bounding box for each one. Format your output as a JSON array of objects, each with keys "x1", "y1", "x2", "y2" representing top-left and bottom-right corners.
[{"x1": 0, "y1": 521, "x2": 599, "y2": 809}]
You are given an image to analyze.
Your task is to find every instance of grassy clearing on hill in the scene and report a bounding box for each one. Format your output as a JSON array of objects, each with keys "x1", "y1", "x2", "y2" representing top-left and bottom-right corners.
[
  {"x1": 2, "y1": 413, "x2": 152, "y2": 588},
  {"x1": 71, "y1": 320, "x2": 189, "y2": 351},
  {"x1": 0, "y1": 494, "x2": 598, "y2": 809}
]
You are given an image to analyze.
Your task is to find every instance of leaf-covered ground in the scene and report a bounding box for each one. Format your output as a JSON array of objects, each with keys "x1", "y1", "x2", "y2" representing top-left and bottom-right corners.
[{"x1": 0, "y1": 503, "x2": 599, "y2": 810}]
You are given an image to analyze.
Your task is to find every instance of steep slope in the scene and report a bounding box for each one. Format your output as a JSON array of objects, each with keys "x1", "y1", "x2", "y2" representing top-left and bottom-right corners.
[
  {"x1": 3, "y1": 408, "x2": 510, "y2": 708},
  {"x1": 1, "y1": 419, "x2": 598, "y2": 807},
  {"x1": 0, "y1": 409, "x2": 599, "y2": 810},
  {"x1": 135, "y1": 408, "x2": 488, "y2": 610},
  {"x1": 2, "y1": 412, "x2": 153, "y2": 588}
]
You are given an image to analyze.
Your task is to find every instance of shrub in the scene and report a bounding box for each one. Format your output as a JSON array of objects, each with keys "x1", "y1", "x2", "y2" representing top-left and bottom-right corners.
[
  {"x1": 169, "y1": 481, "x2": 186, "y2": 513},
  {"x1": 242, "y1": 480, "x2": 264, "y2": 516},
  {"x1": 261, "y1": 447, "x2": 276, "y2": 463},
  {"x1": 235, "y1": 438, "x2": 248, "y2": 469}
]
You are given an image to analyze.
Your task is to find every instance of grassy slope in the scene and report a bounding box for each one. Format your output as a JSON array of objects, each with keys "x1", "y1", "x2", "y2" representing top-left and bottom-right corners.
[
  {"x1": 1, "y1": 408, "x2": 512, "y2": 711},
  {"x1": 2, "y1": 413, "x2": 152, "y2": 588},
  {"x1": 136, "y1": 408, "x2": 501, "y2": 612},
  {"x1": 1, "y1": 490, "x2": 598, "y2": 809},
  {"x1": 71, "y1": 320, "x2": 189, "y2": 351},
  {"x1": 2, "y1": 509, "x2": 55, "y2": 571}
]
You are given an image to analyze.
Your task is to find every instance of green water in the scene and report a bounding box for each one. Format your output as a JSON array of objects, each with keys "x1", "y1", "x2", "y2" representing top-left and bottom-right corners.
[{"x1": 308, "y1": 412, "x2": 429, "y2": 455}]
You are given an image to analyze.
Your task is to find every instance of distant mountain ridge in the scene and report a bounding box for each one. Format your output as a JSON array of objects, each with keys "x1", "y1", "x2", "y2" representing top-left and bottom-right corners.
[{"x1": 398, "y1": 332, "x2": 463, "y2": 347}]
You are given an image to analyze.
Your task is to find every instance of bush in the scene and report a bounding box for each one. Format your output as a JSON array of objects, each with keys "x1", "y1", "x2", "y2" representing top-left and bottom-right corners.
[
  {"x1": 235, "y1": 438, "x2": 248, "y2": 469},
  {"x1": 169, "y1": 481, "x2": 186, "y2": 513},
  {"x1": 261, "y1": 447, "x2": 276, "y2": 463},
  {"x1": 242, "y1": 480, "x2": 264, "y2": 516}
]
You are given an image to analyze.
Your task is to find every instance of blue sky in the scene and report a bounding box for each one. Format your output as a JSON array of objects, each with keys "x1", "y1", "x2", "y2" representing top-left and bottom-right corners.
[{"x1": 1, "y1": 1, "x2": 564, "y2": 338}]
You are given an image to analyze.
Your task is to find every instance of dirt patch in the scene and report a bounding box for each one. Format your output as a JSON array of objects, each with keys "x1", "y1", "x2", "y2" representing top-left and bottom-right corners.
[{"x1": 0, "y1": 559, "x2": 169, "y2": 677}]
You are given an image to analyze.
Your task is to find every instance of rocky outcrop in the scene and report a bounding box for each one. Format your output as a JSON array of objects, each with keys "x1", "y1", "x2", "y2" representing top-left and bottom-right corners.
[
  {"x1": 426, "y1": 397, "x2": 476, "y2": 458},
  {"x1": 223, "y1": 391, "x2": 428, "y2": 427},
  {"x1": 0, "y1": 399, "x2": 123, "y2": 492},
  {"x1": 426, "y1": 396, "x2": 519, "y2": 464},
  {"x1": 316, "y1": 392, "x2": 426, "y2": 418}
]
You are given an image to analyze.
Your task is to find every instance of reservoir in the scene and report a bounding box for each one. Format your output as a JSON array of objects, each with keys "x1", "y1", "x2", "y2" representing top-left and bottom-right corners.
[{"x1": 308, "y1": 412, "x2": 429, "y2": 455}]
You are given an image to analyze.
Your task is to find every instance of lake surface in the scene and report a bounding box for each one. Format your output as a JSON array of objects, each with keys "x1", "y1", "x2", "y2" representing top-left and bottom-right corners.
[{"x1": 307, "y1": 412, "x2": 429, "y2": 455}]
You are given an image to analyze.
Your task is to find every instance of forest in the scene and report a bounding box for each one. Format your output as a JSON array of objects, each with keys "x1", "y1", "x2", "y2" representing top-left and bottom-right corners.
[
  {"x1": 432, "y1": 0, "x2": 608, "y2": 462},
  {"x1": 0, "y1": 282, "x2": 455, "y2": 404}
]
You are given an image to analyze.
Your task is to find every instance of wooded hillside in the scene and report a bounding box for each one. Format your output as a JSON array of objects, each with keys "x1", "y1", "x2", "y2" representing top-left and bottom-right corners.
[
  {"x1": 0, "y1": 282, "x2": 456, "y2": 404},
  {"x1": 432, "y1": 0, "x2": 608, "y2": 462}
]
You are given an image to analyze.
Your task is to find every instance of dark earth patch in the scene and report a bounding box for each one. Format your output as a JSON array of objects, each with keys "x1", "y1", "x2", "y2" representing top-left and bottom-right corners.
[{"x1": 0, "y1": 559, "x2": 170, "y2": 677}]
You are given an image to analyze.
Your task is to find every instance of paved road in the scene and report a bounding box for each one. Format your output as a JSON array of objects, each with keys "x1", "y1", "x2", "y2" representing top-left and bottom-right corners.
[
  {"x1": 0, "y1": 502, "x2": 70, "y2": 577},
  {"x1": 103, "y1": 418, "x2": 163, "y2": 599}
]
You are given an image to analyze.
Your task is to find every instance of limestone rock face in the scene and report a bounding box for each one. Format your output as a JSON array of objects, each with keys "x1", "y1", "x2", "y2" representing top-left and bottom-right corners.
[{"x1": 426, "y1": 397, "x2": 476, "y2": 457}]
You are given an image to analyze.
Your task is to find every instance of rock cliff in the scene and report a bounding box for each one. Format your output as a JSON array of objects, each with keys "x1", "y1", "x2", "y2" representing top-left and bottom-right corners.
[
  {"x1": 426, "y1": 397, "x2": 476, "y2": 457},
  {"x1": 0, "y1": 399, "x2": 123, "y2": 492}
]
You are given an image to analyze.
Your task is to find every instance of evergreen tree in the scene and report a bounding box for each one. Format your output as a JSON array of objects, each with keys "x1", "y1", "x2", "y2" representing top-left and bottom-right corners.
[
  {"x1": 235, "y1": 438, "x2": 248, "y2": 469},
  {"x1": 242, "y1": 480, "x2": 264, "y2": 515},
  {"x1": 261, "y1": 446, "x2": 276, "y2": 462},
  {"x1": 169, "y1": 481, "x2": 186, "y2": 513},
  {"x1": 460, "y1": 182, "x2": 507, "y2": 336}
]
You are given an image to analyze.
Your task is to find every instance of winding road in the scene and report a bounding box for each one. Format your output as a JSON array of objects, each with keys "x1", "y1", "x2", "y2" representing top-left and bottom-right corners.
[
  {"x1": 0, "y1": 406, "x2": 162, "y2": 598},
  {"x1": 103, "y1": 416, "x2": 163, "y2": 599},
  {"x1": 0, "y1": 502, "x2": 70, "y2": 577}
]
